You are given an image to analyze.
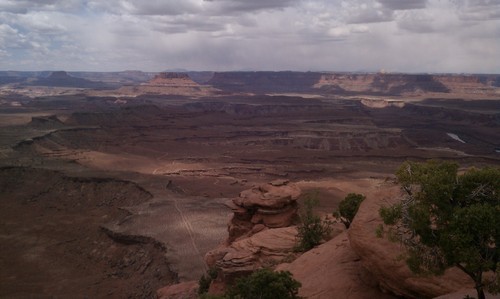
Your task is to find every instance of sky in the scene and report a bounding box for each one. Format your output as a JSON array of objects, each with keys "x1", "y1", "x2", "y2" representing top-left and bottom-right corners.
[{"x1": 0, "y1": 0, "x2": 499, "y2": 73}]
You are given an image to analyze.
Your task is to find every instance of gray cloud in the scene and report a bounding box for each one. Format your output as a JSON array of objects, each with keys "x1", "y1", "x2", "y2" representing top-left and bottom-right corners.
[
  {"x1": 378, "y1": 0, "x2": 427, "y2": 10},
  {"x1": 0, "y1": 0, "x2": 82, "y2": 14},
  {"x1": 346, "y1": 8, "x2": 394, "y2": 24},
  {"x1": 125, "y1": 0, "x2": 202, "y2": 16},
  {"x1": 204, "y1": 0, "x2": 296, "y2": 13},
  {"x1": 0, "y1": 0, "x2": 498, "y2": 73},
  {"x1": 458, "y1": 0, "x2": 500, "y2": 20}
]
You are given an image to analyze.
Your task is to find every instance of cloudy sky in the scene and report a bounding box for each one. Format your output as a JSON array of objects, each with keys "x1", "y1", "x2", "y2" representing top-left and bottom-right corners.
[{"x1": 0, "y1": 0, "x2": 499, "y2": 73}]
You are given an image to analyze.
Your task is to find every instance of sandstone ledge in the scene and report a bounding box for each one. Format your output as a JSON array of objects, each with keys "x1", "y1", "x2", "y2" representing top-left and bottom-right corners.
[{"x1": 277, "y1": 231, "x2": 396, "y2": 299}]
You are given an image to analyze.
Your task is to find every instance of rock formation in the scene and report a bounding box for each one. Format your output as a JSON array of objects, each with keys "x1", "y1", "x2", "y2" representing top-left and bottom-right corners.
[
  {"x1": 156, "y1": 281, "x2": 198, "y2": 299},
  {"x1": 348, "y1": 183, "x2": 474, "y2": 298},
  {"x1": 147, "y1": 72, "x2": 199, "y2": 87},
  {"x1": 204, "y1": 180, "x2": 301, "y2": 287},
  {"x1": 113, "y1": 72, "x2": 218, "y2": 96},
  {"x1": 206, "y1": 226, "x2": 298, "y2": 282},
  {"x1": 28, "y1": 115, "x2": 64, "y2": 129},
  {"x1": 224, "y1": 179, "x2": 301, "y2": 242},
  {"x1": 276, "y1": 231, "x2": 396, "y2": 299},
  {"x1": 314, "y1": 73, "x2": 450, "y2": 95}
]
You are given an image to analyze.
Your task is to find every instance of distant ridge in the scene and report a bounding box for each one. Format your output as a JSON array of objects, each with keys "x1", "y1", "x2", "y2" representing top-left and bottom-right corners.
[{"x1": 29, "y1": 71, "x2": 109, "y2": 89}]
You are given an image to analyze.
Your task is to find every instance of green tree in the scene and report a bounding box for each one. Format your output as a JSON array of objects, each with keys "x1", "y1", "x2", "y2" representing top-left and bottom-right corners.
[
  {"x1": 227, "y1": 268, "x2": 301, "y2": 299},
  {"x1": 380, "y1": 160, "x2": 499, "y2": 299},
  {"x1": 334, "y1": 193, "x2": 366, "y2": 229},
  {"x1": 295, "y1": 193, "x2": 332, "y2": 252}
]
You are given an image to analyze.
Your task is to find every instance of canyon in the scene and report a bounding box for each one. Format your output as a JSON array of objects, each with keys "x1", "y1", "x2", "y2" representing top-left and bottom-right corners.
[{"x1": 0, "y1": 71, "x2": 499, "y2": 298}]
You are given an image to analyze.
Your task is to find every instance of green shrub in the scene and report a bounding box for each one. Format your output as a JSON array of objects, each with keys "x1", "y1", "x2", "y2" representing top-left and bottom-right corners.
[
  {"x1": 295, "y1": 194, "x2": 331, "y2": 252},
  {"x1": 227, "y1": 268, "x2": 301, "y2": 299},
  {"x1": 379, "y1": 204, "x2": 401, "y2": 225},
  {"x1": 198, "y1": 267, "x2": 220, "y2": 295},
  {"x1": 334, "y1": 193, "x2": 365, "y2": 229}
]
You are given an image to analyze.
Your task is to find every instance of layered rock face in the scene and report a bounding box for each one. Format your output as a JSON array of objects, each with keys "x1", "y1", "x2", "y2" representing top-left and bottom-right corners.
[
  {"x1": 147, "y1": 72, "x2": 199, "y2": 87},
  {"x1": 205, "y1": 180, "x2": 301, "y2": 285},
  {"x1": 435, "y1": 74, "x2": 499, "y2": 94},
  {"x1": 114, "y1": 72, "x2": 218, "y2": 96},
  {"x1": 225, "y1": 179, "x2": 301, "y2": 242},
  {"x1": 315, "y1": 73, "x2": 450, "y2": 95}
]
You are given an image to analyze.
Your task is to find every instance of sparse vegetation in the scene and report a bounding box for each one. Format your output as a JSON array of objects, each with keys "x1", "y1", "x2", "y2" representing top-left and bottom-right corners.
[
  {"x1": 295, "y1": 192, "x2": 332, "y2": 252},
  {"x1": 334, "y1": 193, "x2": 366, "y2": 229},
  {"x1": 198, "y1": 267, "x2": 220, "y2": 295},
  {"x1": 379, "y1": 160, "x2": 500, "y2": 299},
  {"x1": 375, "y1": 224, "x2": 384, "y2": 238},
  {"x1": 379, "y1": 204, "x2": 402, "y2": 225},
  {"x1": 227, "y1": 268, "x2": 302, "y2": 299}
]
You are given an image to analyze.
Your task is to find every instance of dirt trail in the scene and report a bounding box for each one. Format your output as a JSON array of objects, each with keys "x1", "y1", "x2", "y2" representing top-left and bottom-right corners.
[{"x1": 101, "y1": 179, "x2": 228, "y2": 281}]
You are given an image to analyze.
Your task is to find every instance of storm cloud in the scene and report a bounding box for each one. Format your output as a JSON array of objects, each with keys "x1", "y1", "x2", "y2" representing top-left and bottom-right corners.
[{"x1": 0, "y1": 0, "x2": 498, "y2": 73}]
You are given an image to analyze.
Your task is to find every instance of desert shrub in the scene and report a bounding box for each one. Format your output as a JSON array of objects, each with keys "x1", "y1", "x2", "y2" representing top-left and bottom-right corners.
[
  {"x1": 381, "y1": 160, "x2": 500, "y2": 299},
  {"x1": 198, "y1": 267, "x2": 219, "y2": 295},
  {"x1": 375, "y1": 224, "x2": 384, "y2": 238},
  {"x1": 295, "y1": 193, "x2": 332, "y2": 252},
  {"x1": 379, "y1": 204, "x2": 401, "y2": 225},
  {"x1": 334, "y1": 193, "x2": 365, "y2": 229},
  {"x1": 227, "y1": 268, "x2": 301, "y2": 299}
]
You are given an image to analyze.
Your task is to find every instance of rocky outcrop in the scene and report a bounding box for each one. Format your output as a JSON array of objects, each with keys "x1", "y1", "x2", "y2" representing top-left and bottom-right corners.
[
  {"x1": 361, "y1": 98, "x2": 405, "y2": 108},
  {"x1": 348, "y1": 184, "x2": 474, "y2": 298},
  {"x1": 276, "y1": 231, "x2": 396, "y2": 299},
  {"x1": 156, "y1": 281, "x2": 198, "y2": 299},
  {"x1": 225, "y1": 179, "x2": 301, "y2": 242},
  {"x1": 206, "y1": 226, "x2": 298, "y2": 281},
  {"x1": 203, "y1": 180, "x2": 302, "y2": 288}
]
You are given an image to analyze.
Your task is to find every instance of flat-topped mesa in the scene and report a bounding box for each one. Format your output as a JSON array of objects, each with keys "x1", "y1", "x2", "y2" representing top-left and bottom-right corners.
[
  {"x1": 225, "y1": 179, "x2": 301, "y2": 242},
  {"x1": 147, "y1": 72, "x2": 198, "y2": 86}
]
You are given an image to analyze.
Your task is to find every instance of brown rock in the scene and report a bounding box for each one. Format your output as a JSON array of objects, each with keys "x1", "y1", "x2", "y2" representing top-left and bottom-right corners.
[
  {"x1": 206, "y1": 227, "x2": 298, "y2": 282},
  {"x1": 148, "y1": 72, "x2": 198, "y2": 87},
  {"x1": 251, "y1": 204, "x2": 297, "y2": 228},
  {"x1": 348, "y1": 184, "x2": 474, "y2": 298},
  {"x1": 226, "y1": 181, "x2": 301, "y2": 241},
  {"x1": 236, "y1": 182, "x2": 300, "y2": 209},
  {"x1": 277, "y1": 232, "x2": 396, "y2": 299},
  {"x1": 204, "y1": 181, "x2": 302, "y2": 290},
  {"x1": 434, "y1": 289, "x2": 500, "y2": 299},
  {"x1": 156, "y1": 281, "x2": 198, "y2": 299}
]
